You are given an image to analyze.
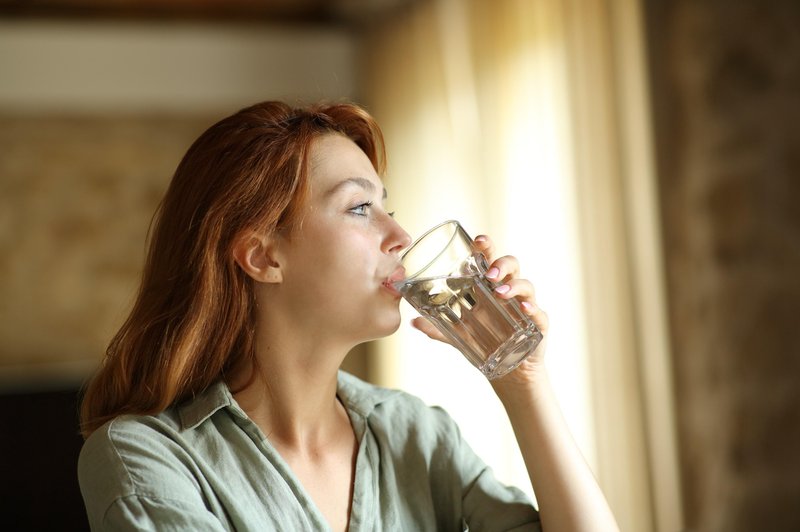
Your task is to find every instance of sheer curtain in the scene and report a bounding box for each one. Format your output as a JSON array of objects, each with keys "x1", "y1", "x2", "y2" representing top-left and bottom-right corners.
[{"x1": 360, "y1": 1, "x2": 681, "y2": 531}]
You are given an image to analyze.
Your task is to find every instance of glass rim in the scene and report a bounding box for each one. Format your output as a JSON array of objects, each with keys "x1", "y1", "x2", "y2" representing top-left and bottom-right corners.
[{"x1": 400, "y1": 219, "x2": 468, "y2": 282}]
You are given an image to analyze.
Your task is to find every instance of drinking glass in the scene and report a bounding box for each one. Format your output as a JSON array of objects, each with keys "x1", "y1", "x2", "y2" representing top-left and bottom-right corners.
[{"x1": 394, "y1": 220, "x2": 543, "y2": 379}]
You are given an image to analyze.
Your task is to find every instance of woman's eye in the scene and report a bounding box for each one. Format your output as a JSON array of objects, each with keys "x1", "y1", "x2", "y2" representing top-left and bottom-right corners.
[{"x1": 349, "y1": 202, "x2": 372, "y2": 216}]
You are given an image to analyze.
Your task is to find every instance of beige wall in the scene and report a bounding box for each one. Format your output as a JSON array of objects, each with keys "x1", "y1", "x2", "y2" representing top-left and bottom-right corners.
[
  {"x1": 0, "y1": 20, "x2": 356, "y2": 113},
  {"x1": 0, "y1": 20, "x2": 358, "y2": 389}
]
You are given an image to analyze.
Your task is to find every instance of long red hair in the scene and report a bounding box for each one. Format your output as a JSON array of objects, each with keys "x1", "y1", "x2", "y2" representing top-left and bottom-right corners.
[{"x1": 80, "y1": 101, "x2": 386, "y2": 437}]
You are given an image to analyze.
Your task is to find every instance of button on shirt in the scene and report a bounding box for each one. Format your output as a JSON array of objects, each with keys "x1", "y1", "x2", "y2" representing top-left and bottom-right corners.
[{"x1": 78, "y1": 371, "x2": 540, "y2": 531}]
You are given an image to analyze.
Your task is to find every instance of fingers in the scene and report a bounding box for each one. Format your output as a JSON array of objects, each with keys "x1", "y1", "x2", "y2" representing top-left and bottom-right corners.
[
  {"x1": 473, "y1": 235, "x2": 521, "y2": 283},
  {"x1": 492, "y1": 278, "x2": 548, "y2": 335},
  {"x1": 485, "y1": 255, "x2": 521, "y2": 285},
  {"x1": 411, "y1": 317, "x2": 448, "y2": 342},
  {"x1": 519, "y1": 299, "x2": 549, "y2": 336},
  {"x1": 413, "y1": 232, "x2": 548, "y2": 344},
  {"x1": 492, "y1": 277, "x2": 534, "y2": 300},
  {"x1": 412, "y1": 278, "x2": 548, "y2": 338},
  {"x1": 473, "y1": 234, "x2": 496, "y2": 263}
]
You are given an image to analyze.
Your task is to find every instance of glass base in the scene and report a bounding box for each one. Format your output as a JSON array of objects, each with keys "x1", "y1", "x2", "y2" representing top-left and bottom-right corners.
[{"x1": 479, "y1": 326, "x2": 544, "y2": 379}]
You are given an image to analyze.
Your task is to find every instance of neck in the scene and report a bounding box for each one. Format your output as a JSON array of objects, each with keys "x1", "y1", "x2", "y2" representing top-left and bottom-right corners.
[{"x1": 228, "y1": 309, "x2": 355, "y2": 451}]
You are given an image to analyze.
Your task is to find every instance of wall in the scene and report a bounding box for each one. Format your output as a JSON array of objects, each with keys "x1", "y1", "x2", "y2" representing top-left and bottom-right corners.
[
  {"x1": 644, "y1": 1, "x2": 800, "y2": 530},
  {"x1": 0, "y1": 20, "x2": 356, "y2": 113},
  {"x1": 0, "y1": 19, "x2": 358, "y2": 387}
]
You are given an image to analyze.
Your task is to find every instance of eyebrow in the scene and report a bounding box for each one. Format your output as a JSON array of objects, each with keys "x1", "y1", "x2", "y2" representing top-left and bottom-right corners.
[{"x1": 325, "y1": 177, "x2": 388, "y2": 200}]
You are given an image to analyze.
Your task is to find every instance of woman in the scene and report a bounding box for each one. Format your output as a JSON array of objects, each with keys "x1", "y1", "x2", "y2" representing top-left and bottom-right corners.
[{"x1": 78, "y1": 101, "x2": 619, "y2": 531}]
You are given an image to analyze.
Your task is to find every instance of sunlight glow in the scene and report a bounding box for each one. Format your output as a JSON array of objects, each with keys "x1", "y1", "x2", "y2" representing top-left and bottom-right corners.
[{"x1": 379, "y1": 34, "x2": 595, "y2": 504}]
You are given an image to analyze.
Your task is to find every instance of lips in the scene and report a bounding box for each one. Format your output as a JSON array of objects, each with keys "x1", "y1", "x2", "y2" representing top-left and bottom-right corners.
[{"x1": 382, "y1": 266, "x2": 406, "y2": 297}]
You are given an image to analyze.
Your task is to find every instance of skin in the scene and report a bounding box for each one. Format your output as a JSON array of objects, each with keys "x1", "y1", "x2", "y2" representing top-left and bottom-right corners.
[{"x1": 230, "y1": 133, "x2": 619, "y2": 531}]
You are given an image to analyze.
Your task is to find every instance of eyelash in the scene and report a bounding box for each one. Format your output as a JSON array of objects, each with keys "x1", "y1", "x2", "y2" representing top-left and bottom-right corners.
[
  {"x1": 349, "y1": 202, "x2": 372, "y2": 216},
  {"x1": 348, "y1": 202, "x2": 396, "y2": 218}
]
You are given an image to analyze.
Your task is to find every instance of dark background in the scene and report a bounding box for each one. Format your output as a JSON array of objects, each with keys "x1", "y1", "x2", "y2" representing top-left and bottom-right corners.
[{"x1": 1, "y1": 389, "x2": 88, "y2": 530}]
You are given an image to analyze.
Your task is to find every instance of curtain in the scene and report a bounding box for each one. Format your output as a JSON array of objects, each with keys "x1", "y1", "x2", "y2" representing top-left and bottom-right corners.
[{"x1": 359, "y1": 1, "x2": 681, "y2": 530}]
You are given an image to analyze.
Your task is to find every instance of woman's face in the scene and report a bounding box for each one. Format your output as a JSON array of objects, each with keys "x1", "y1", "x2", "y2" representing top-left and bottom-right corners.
[{"x1": 271, "y1": 133, "x2": 412, "y2": 346}]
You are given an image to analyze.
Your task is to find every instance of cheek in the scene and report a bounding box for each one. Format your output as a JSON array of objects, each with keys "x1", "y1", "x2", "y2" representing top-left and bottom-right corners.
[
  {"x1": 325, "y1": 234, "x2": 376, "y2": 274},
  {"x1": 288, "y1": 238, "x2": 372, "y2": 298}
]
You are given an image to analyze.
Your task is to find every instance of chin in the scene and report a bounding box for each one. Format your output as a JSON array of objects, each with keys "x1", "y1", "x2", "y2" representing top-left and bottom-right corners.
[
  {"x1": 362, "y1": 310, "x2": 403, "y2": 341},
  {"x1": 379, "y1": 315, "x2": 404, "y2": 337},
  {"x1": 384, "y1": 316, "x2": 403, "y2": 335}
]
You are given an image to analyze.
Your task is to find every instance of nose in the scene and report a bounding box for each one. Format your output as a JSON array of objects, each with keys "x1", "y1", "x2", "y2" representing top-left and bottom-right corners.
[{"x1": 383, "y1": 215, "x2": 412, "y2": 255}]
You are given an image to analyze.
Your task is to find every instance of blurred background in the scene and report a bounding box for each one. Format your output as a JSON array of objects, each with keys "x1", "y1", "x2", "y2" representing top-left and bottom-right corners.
[{"x1": 1, "y1": 0, "x2": 799, "y2": 530}]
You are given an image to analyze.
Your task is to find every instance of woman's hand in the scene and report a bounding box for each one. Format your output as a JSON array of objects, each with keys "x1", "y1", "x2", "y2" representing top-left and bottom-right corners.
[{"x1": 410, "y1": 233, "x2": 550, "y2": 393}]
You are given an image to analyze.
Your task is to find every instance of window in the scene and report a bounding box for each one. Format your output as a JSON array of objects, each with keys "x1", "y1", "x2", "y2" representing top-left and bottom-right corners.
[{"x1": 361, "y1": 1, "x2": 682, "y2": 530}]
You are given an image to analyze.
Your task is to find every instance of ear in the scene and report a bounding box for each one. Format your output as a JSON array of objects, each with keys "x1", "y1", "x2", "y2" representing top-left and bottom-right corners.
[{"x1": 232, "y1": 232, "x2": 283, "y2": 283}]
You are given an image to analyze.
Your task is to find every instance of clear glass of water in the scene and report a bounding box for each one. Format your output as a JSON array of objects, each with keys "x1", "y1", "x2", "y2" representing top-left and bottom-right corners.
[{"x1": 394, "y1": 220, "x2": 543, "y2": 379}]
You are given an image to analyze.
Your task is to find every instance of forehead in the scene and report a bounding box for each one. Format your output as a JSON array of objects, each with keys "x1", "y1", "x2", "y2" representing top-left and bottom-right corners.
[{"x1": 307, "y1": 134, "x2": 383, "y2": 193}]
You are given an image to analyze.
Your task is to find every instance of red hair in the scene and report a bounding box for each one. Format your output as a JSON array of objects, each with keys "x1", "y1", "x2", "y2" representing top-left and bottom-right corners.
[{"x1": 80, "y1": 101, "x2": 386, "y2": 437}]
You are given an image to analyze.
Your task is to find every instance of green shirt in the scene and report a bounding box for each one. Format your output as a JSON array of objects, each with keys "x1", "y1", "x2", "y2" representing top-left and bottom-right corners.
[{"x1": 78, "y1": 371, "x2": 540, "y2": 531}]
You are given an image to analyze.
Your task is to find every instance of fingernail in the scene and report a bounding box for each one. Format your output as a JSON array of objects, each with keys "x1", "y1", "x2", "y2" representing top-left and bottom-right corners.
[
  {"x1": 474, "y1": 235, "x2": 487, "y2": 243},
  {"x1": 486, "y1": 267, "x2": 500, "y2": 279},
  {"x1": 521, "y1": 301, "x2": 534, "y2": 311},
  {"x1": 495, "y1": 284, "x2": 510, "y2": 294}
]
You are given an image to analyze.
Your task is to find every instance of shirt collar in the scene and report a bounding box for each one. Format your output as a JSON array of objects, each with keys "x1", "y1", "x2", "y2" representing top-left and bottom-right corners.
[
  {"x1": 177, "y1": 371, "x2": 399, "y2": 431},
  {"x1": 178, "y1": 381, "x2": 243, "y2": 431},
  {"x1": 336, "y1": 370, "x2": 399, "y2": 419}
]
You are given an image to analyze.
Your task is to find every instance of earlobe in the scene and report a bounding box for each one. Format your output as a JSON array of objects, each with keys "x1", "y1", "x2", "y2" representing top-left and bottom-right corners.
[{"x1": 232, "y1": 234, "x2": 283, "y2": 283}]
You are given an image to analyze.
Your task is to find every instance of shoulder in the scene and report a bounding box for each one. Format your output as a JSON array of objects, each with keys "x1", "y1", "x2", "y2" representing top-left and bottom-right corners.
[
  {"x1": 79, "y1": 380, "x2": 232, "y2": 495},
  {"x1": 80, "y1": 408, "x2": 183, "y2": 466},
  {"x1": 337, "y1": 371, "x2": 460, "y2": 445},
  {"x1": 78, "y1": 410, "x2": 196, "y2": 516},
  {"x1": 78, "y1": 412, "x2": 233, "y2": 530}
]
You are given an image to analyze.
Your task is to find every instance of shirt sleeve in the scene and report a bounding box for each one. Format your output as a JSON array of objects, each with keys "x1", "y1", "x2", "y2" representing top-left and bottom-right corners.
[
  {"x1": 431, "y1": 406, "x2": 542, "y2": 532},
  {"x1": 100, "y1": 494, "x2": 227, "y2": 532}
]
